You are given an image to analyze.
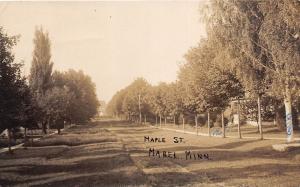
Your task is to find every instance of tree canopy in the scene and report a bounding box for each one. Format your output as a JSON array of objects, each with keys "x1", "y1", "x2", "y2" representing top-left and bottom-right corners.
[
  {"x1": 0, "y1": 27, "x2": 37, "y2": 133},
  {"x1": 107, "y1": 1, "x2": 299, "y2": 142}
]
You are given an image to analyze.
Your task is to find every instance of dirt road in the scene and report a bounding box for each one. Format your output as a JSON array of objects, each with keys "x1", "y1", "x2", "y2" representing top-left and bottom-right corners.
[{"x1": 0, "y1": 120, "x2": 300, "y2": 187}]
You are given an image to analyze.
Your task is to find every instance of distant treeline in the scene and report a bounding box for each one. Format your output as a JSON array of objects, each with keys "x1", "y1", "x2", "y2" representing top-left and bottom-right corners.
[
  {"x1": 0, "y1": 26, "x2": 99, "y2": 137},
  {"x1": 107, "y1": 1, "x2": 300, "y2": 137}
]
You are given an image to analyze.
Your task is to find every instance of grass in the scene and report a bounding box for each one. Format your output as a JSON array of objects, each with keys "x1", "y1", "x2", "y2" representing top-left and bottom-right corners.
[
  {"x1": 0, "y1": 120, "x2": 300, "y2": 187},
  {"x1": 24, "y1": 134, "x2": 118, "y2": 147},
  {"x1": 0, "y1": 138, "x2": 23, "y2": 148}
]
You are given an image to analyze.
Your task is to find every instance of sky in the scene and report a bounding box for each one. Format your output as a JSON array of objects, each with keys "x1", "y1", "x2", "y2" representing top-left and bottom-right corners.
[{"x1": 0, "y1": 1, "x2": 207, "y2": 103}]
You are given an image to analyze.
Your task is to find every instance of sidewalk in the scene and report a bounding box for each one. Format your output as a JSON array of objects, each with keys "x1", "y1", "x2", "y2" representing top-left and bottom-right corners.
[{"x1": 149, "y1": 124, "x2": 300, "y2": 142}]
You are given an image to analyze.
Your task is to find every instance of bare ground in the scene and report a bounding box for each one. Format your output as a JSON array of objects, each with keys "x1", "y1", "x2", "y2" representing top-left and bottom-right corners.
[{"x1": 0, "y1": 120, "x2": 300, "y2": 187}]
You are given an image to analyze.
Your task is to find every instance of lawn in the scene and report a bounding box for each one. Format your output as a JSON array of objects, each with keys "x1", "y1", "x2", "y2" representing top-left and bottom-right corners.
[{"x1": 0, "y1": 120, "x2": 300, "y2": 187}]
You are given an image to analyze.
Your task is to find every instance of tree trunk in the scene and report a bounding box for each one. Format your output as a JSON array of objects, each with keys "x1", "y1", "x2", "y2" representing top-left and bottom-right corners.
[
  {"x1": 42, "y1": 121, "x2": 47, "y2": 134},
  {"x1": 275, "y1": 109, "x2": 285, "y2": 131},
  {"x1": 164, "y1": 117, "x2": 167, "y2": 125},
  {"x1": 31, "y1": 129, "x2": 33, "y2": 146},
  {"x1": 257, "y1": 96, "x2": 263, "y2": 140},
  {"x1": 24, "y1": 128, "x2": 27, "y2": 140},
  {"x1": 156, "y1": 115, "x2": 158, "y2": 125},
  {"x1": 237, "y1": 100, "x2": 242, "y2": 139},
  {"x1": 144, "y1": 115, "x2": 146, "y2": 124},
  {"x1": 159, "y1": 114, "x2": 162, "y2": 128},
  {"x1": 7, "y1": 129, "x2": 12, "y2": 154},
  {"x1": 222, "y1": 111, "x2": 225, "y2": 138},
  {"x1": 139, "y1": 113, "x2": 142, "y2": 124},
  {"x1": 174, "y1": 115, "x2": 176, "y2": 125},
  {"x1": 208, "y1": 111, "x2": 210, "y2": 137},
  {"x1": 183, "y1": 116, "x2": 185, "y2": 133},
  {"x1": 24, "y1": 128, "x2": 28, "y2": 147},
  {"x1": 57, "y1": 128, "x2": 61, "y2": 134},
  {"x1": 195, "y1": 114, "x2": 198, "y2": 136},
  {"x1": 284, "y1": 86, "x2": 293, "y2": 143},
  {"x1": 138, "y1": 94, "x2": 141, "y2": 124}
]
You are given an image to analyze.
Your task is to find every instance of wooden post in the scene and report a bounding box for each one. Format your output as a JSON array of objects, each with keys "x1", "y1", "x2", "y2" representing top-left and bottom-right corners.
[
  {"x1": 222, "y1": 111, "x2": 225, "y2": 138},
  {"x1": 257, "y1": 96, "x2": 263, "y2": 140},
  {"x1": 195, "y1": 114, "x2": 198, "y2": 136},
  {"x1": 208, "y1": 111, "x2": 210, "y2": 137}
]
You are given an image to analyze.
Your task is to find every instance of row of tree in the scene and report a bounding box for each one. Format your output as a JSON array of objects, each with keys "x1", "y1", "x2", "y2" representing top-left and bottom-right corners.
[
  {"x1": 0, "y1": 26, "x2": 99, "y2": 151},
  {"x1": 107, "y1": 0, "x2": 299, "y2": 142}
]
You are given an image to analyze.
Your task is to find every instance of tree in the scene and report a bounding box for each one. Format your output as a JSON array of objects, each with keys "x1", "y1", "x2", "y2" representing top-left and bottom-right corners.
[
  {"x1": 202, "y1": 0, "x2": 299, "y2": 141},
  {"x1": 115, "y1": 78, "x2": 150, "y2": 122},
  {"x1": 42, "y1": 87, "x2": 72, "y2": 134},
  {"x1": 164, "y1": 82, "x2": 184, "y2": 125},
  {"x1": 57, "y1": 69, "x2": 100, "y2": 124},
  {"x1": 259, "y1": 1, "x2": 299, "y2": 141},
  {"x1": 29, "y1": 26, "x2": 53, "y2": 134},
  {"x1": 180, "y1": 39, "x2": 244, "y2": 137},
  {"x1": 145, "y1": 83, "x2": 169, "y2": 126},
  {"x1": 0, "y1": 27, "x2": 33, "y2": 152},
  {"x1": 107, "y1": 79, "x2": 183, "y2": 125},
  {"x1": 106, "y1": 89, "x2": 127, "y2": 119},
  {"x1": 18, "y1": 83, "x2": 39, "y2": 143}
]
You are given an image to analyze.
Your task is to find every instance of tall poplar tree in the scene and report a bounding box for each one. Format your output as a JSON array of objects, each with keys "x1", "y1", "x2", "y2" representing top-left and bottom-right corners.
[{"x1": 29, "y1": 26, "x2": 53, "y2": 134}]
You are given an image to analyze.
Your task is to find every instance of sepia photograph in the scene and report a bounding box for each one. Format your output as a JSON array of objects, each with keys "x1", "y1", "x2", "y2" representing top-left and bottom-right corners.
[{"x1": 0, "y1": 0, "x2": 299, "y2": 186}]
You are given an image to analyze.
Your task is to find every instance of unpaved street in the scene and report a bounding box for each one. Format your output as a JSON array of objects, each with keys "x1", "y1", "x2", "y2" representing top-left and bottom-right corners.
[{"x1": 1, "y1": 120, "x2": 300, "y2": 187}]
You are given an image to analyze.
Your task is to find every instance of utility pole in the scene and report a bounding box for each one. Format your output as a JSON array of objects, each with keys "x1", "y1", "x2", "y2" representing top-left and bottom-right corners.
[{"x1": 138, "y1": 94, "x2": 141, "y2": 124}]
